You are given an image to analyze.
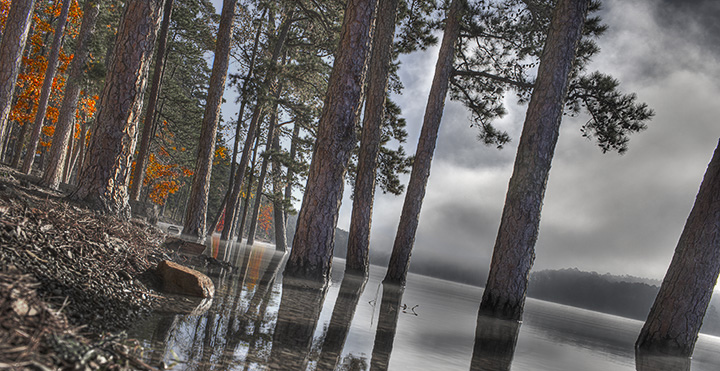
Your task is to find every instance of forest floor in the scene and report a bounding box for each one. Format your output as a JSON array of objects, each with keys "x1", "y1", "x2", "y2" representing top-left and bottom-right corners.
[{"x1": 0, "y1": 164, "x2": 188, "y2": 370}]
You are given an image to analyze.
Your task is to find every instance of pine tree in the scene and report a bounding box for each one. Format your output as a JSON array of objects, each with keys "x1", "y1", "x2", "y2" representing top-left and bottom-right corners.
[
  {"x1": 21, "y1": 0, "x2": 72, "y2": 174},
  {"x1": 636, "y1": 140, "x2": 720, "y2": 357},
  {"x1": 129, "y1": 0, "x2": 174, "y2": 201},
  {"x1": 0, "y1": 0, "x2": 36, "y2": 158},
  {"x1": 285, "y1": 0, "x2": 379, "y2": 282},
  {"x1": 345, "y1": 0, "x2": 401, "y2": 275},
  {"x1": 384, "y1": 0, "x2": 464, "y2": 285},
  {"x1": 479, "y1": 0, "x2": 591, "y2": 320},
  {"x1": 70, "y1": 0, "x2": 163, "y2": 218},
  {"x1": 182, "y1": 0, "x2": 238, "y2": 237},
  {"x1": 41, "y1": 0, "x2": 102, "y2": 189}
]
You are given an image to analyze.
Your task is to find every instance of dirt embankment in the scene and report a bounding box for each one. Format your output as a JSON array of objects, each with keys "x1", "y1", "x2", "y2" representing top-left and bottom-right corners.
[{"x1": 0, "y1": 166, "x2": 178, "y2": 370}]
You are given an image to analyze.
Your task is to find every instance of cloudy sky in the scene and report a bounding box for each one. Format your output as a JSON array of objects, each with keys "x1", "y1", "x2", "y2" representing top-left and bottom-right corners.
[{"x1": 213, "y1": 0, "x2": 720, "y2": 281}]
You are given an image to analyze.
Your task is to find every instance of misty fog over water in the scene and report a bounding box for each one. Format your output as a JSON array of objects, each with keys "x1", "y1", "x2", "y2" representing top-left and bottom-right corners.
[{"x1": 128, "y1": 242, "x2": 720, "y2": 370}]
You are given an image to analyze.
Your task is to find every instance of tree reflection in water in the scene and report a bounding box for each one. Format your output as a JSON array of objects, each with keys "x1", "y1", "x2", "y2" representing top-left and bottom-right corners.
[
  {"x1": 316, "y1": 272, "x2": 368, "y2": 370},
  {"x1": 370, "y1": 283, "x2": 404, "y2": 370},
  {"x1": 470, "y1": 314, "x2": 521, "y2": 371},
  {"x1": 634, "y1": 350, "x2": 690, "y2": 371},
  {"x1": 268, "y1": 277, "x2": 329, "y2": 370}
]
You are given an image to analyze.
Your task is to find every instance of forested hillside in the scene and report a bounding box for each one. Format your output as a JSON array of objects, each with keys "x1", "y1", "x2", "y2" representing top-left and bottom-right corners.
[{"x1": 528, "y1": 268, "x2": 720, "y2": 336}]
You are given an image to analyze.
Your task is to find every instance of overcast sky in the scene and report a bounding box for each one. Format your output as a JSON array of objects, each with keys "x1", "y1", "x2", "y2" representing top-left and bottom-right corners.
[{"x1": 213, "y1": 0, "x2": 720, "y2": 281}]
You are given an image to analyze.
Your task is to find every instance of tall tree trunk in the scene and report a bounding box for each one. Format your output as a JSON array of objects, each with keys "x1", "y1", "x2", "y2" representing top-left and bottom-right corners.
[
  {"x1": 0, "y1": 0, "x2": 36, "y2": 153},
  {"x1": 206, "y1": 9, "x2": 266, "y2": 235},
  {"x1": 182, "y1": 0, "x2": 238, "y2": 237},
  {"x1": 61, "y1": 125, "x2": 74, "y2": 182},
  {"x1": 221, "y1": 8, "x2": 294, "y2": 240},
  {"x1": 10, "y1": 118, "x2": 29, "y2": 168},
  {"x1": 21, "y1": 0, "x2": 72, "y2": 174},
  {"x1": 232, "y1": 129, "x2": 261, "y2": 240},
  {"x1": 285, "y1": 0, "x2": 379, "y2": 282},
  {"x1": 383, "y1": 0, "x2": 463, "y2": 285},
  {"x1": 636, "y1": 140, "x2": 720, "y2": 357},
  {"x1": 283, "y1": 122, "x2": 301, "y2": 222},
  {"x1": 71, "y1": 122, "x2": 89, "y2": 185},
  {"x1": 41, "y1": 0, "x2": 101, "y2": 189},
  {"x1": 129, "y1": 0, "x2": 174, "y2": 201},
  {"x1": 247, "y1": 95, "x2": 282, "y2": 246},
  {"x1": 230, "y1": 113, "x2": 264, "y2": 240},
  {"x1": 346, "y1": 0, "x2": 401, "y2": 276},
  {"x1": 479, "y1": 0, "x2": 590, "y2": 320},
  {"x1": 271, "y1": 128, "x2": 287, "y2": 251},
  {"x1": 70, "y1": 0, "x2": 163, "y2": 218}
]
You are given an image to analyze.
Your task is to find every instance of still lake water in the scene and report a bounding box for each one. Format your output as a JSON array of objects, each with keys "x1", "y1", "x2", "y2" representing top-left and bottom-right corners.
[{"x1": 128, "y1": 240, "x2": 720, "y2": 370}]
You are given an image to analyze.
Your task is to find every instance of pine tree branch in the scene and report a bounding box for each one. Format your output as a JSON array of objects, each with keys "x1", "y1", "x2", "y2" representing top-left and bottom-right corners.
[{"x1": 452, "y1": 68, "x2": 534, "y2": 89}]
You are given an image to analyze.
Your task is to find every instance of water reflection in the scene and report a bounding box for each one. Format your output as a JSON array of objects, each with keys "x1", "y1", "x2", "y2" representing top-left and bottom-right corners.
[
  {"x1": 635, "y1": 351, "x2": 691, "y2": 371},
  {"x1": 316, "y1": 273, "x2": 368, "y2": 370},
  {"x1": 129, "y1": 241, "x2": 720, "y2": 371},
  {"x1": 268, "y1": 277, "x2": 328, "y2": 370},
  {"x1": 470, "y1": 314, "x2": 521, "y2": 371},
  {"x1": 370, "y1": 283, "x2": 405, "y2": 370}
]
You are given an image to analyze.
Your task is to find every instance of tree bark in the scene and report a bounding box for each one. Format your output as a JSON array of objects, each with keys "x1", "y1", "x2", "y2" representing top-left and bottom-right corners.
[
  {"x1": 221, "y1": 9, "x2": 294, "y2": 240},
  {"x1": 383, "y1": 0, "x2": 463, "y2": 285},
  {"x1": 346, "y1": 0, "x2": 400, "y2": 276},
  {"x1": 41, "y1": 0, "x2": 101, "y2": 189},
  {"x1": 283, "y1": 122, "x2": 301, "y2": 222},
  {"x1": 10, "y1": 117, "x2": 29, "y2": 168},
  {"x1": 0, "y1": 0, "x2": 36, "y2": 154},
  {"x1": 182, "y1": 0, "x2": 237, "y2": 237},
  {"x1": 479, "y1": 0, "x2": 590, "y2": 320},
  {"x1": 636, "y1": 140, "x2": 720, "y2": 357},
  {"x1": 129, "y1": 0, "x2": 174, "y2": 201},
  {"x1": 70, "y1": 0, "x2": 163, "y2": 218},
  {"x1": 271, "y1": 126, "x2": 287, "y2": 251},
  {"x1": 285, "y1": 0, "x2": 378, "y2": 282},
  {"x1": 21, "y1": 0, "x2": 72, "y2": 174}
]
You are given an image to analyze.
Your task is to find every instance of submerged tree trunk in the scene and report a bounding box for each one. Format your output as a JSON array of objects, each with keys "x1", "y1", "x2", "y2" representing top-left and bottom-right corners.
[
  {"x1": 285, "y1": 0, "x2": 379, "y2": 282},
  {"x1": 41, "y1": 0, "x2": 101, "y2": 189},
  {"x1": 636, "y1": 140, "x2": 720, "y2": 357},
  {"x1": 383, "y1": 0, "x2": 463, "y2": 285},
  {"x1": 182, "y1": 0, "x2": 237, "y2": 237},
  {"x1": 0, "y1": 0, "x2": 36, "y2": 154},
  {"x1": 479, "y1": 0, "x2": 590, "y2": 320},
  {"x1": 70, "y1": 0, "x2": 163, "y2": 218},
  {"x1": 21, "y1": 0, "x2": 72, "y2": 174},
  {"x1": 346, "y1": 0, "x2": 401, "y2": 276},
  {"x1": 129, "y1": 0, "x2": 174, "y2": 201}
]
